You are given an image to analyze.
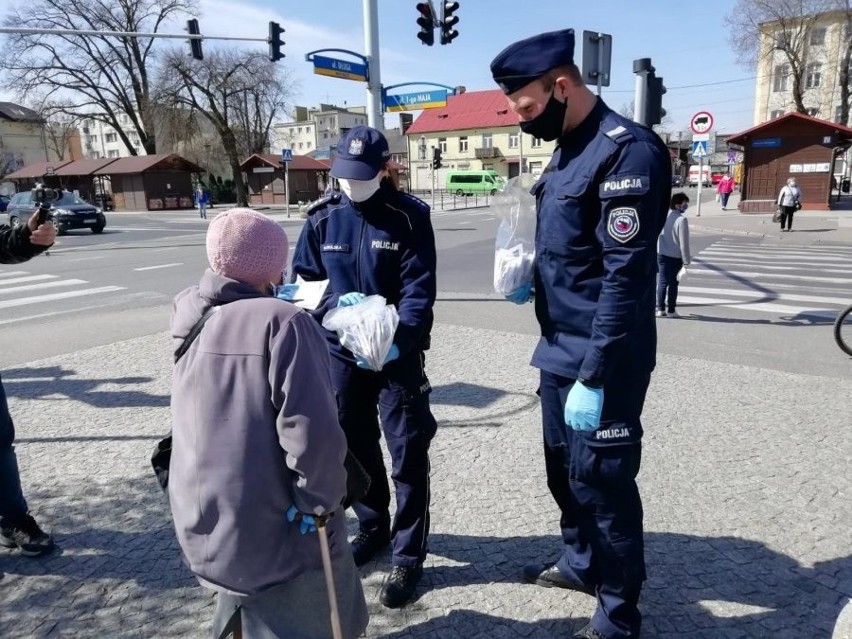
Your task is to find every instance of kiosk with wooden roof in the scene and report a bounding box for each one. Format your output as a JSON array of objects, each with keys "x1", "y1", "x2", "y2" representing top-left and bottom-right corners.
[
  {"x1": 93, "y1": 153, "x2": 203, "y2": 211},
  {"x1": 241, "y1": 153, "x2": 329, "y2": 206}
]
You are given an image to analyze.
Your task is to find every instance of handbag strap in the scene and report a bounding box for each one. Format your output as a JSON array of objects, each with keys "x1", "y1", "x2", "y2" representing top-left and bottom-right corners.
[{"x1": 174, "y1": 305, "x2": 220, "y2": 363}]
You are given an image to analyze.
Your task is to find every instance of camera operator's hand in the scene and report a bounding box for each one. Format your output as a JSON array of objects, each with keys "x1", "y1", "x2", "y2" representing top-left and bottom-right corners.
[{"x1": 27, "y1": 209, "x2": 56, "y2": 247}]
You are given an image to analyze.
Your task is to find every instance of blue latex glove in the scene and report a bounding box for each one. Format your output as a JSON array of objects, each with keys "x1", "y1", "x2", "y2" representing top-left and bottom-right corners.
[
  {"x1": 356, "y1": 343, "x2": 400, "y2": 370},
  {"x1": 564, "y1": 381, "x2": 605, "y2": 431},
  {"x1": 505, "y1": 283, "x2": 533, "y2": 304},
  {"x1": 285, "y1": 505, "x2": 317, "y2": 535},
  {"x1": 337, "y1": 292, "x2": 366, "y2": 307}
]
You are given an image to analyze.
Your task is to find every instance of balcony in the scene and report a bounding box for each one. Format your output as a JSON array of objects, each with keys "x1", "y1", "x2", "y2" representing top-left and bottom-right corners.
[{"x1": 475, "y1": 146, "x2": 502, "y2": 159}]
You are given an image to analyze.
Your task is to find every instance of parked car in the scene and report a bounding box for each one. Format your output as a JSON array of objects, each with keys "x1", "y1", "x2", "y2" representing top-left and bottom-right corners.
[
  {"x1": 0, "y1": 194, "x2": 9, "y2": 213},
  {"x1": 671, "y1": 175, "x2": 683, "y2": 187},
  {"x1": 5, "y1": 190, "x2": 107, "y2": 235}
]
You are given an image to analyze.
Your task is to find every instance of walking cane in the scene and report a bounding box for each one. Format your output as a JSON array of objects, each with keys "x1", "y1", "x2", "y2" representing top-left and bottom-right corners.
[{"x1": 316, "y1": 515, "x2": 344, "y2": 639}]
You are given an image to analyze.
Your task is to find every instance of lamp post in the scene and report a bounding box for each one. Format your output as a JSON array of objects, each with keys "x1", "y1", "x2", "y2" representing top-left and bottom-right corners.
[{"x1": 203, "y1": 142, "x2": 211, "y2": 186}]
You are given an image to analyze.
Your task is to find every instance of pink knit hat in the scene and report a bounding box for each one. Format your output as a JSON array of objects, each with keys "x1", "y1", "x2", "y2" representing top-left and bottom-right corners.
[{"x1": 206, "y1": 208, "x2": 288, "y2": 286}]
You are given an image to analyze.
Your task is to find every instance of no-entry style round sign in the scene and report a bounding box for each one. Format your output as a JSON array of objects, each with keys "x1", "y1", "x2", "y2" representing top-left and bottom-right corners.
[{"x1": 691, "y1": 111, "x2": 714, "y2": 134}]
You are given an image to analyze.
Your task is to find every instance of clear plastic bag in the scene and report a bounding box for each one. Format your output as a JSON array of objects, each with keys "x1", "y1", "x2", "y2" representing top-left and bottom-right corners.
[
  {"x1": 491, "y1": 174, "x2": 537, "y2": 294},
  {"x1": 322, "y1": 295, "x2": 399, "y2": 371}
]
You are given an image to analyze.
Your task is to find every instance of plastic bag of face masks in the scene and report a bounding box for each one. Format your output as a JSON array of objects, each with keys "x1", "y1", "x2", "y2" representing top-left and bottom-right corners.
[
  {"x1": 491, "y1": 174, "x2": 537, "y2": 294},
  {"x1": 322, "y1": 295, "x2": 399, "y2": 371}
]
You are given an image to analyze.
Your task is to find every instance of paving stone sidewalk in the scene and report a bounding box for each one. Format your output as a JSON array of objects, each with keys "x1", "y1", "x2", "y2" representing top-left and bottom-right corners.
[{"x1": 0, "y1": 324, "x2": 850, "y2": 638}]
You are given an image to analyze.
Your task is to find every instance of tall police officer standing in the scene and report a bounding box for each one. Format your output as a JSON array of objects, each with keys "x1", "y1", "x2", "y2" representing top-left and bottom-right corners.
[
  {"x1": 490, "y1": 30, "x2": 671, "y2": 639},
  {"x1": 291, "y1": 126, "x2": 438, "y2": 609}
]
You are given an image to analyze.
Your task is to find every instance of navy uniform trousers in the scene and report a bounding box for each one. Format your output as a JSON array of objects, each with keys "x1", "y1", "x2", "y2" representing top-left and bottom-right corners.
[
  {"x1": 330, "y1": 352, "x2": 437, "y2": 568},
  {"x1": 540, "y1": 370, "x2": 650, "y2": 639}
]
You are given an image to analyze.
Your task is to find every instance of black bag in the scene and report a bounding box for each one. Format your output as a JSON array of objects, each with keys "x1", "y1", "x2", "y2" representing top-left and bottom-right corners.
[
  {"x1": 795, "y1": 200, "x2": 802, "y2": 210},
  {"x1": 152, "y1": 306, "x2": 371, "y2": 509}
]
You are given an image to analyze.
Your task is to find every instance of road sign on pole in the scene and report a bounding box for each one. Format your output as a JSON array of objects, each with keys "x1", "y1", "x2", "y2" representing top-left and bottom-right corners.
[
  {"x1": 281, "y1": 148, "x2": 293, "y2": 162},
  {"x1": 691, "y1": 140, "x2": 708, "y2": 158},
  {"x1": 690, "y1": 111, "x2": 714, "y2": 134},
  {"x1": 383, "y1": 89, "x2": 449, "y2": 112},
  {"x1": 310, "y1": 54, "x2": 369, "y2": 82}
]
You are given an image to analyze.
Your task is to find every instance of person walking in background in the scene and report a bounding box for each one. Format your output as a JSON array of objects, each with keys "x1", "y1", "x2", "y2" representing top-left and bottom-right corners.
[
  {"x1": 657, "y1": 193, "x2": 692, "y2": 319},
  {"x1": 717, "y1": 172, "x2": 735, "y2": 210},
  {"x1": 169, "y1": 208, "x2": 368, "y2": 638},
  {"x1": 777, "y1": 178, "x2": 801, "y2": 232},
  {"x1": 0, "y1": 207, "x2": 57, "y2": 557},
  {"x1": 194, "y1": 184, "x2": 209, "y2": 220}
]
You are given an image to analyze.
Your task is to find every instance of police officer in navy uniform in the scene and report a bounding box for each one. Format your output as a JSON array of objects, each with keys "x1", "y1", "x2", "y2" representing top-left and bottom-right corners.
[
  {"x1": 490, "y1": 30, "x2": 671, "y2": 639},
  {"x1": 291, "y1": 125, "x2": 438, "y2": 609}
]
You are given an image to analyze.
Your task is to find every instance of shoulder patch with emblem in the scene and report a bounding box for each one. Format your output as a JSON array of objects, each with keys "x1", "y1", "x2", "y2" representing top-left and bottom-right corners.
[{"x1": 607, "y1": 207, "x2": 640, "y2": 243}]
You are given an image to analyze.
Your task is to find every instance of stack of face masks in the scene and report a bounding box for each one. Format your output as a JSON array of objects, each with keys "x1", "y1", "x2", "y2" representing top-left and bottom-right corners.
[
  {"x1": 491, "y1": 175, "x2": 537, "y2": 294},
  {"x1": 322, "y1": 295, "x2": 399, "y2": 370}
]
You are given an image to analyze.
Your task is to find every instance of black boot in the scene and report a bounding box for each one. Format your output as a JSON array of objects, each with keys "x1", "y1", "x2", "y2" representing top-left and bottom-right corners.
[
  {"x1": 350, "y1": 529, "x2": 390, "y2": 567},
  {"x1": 380, "y1": 564, "x2": 423, "y2": 608}
]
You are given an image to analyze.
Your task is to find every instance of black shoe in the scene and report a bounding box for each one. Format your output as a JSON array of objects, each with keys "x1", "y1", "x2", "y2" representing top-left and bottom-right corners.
[
  {"x1": 572, "y1": 624, "x2": 608, "y2": 639},
  {"x1": 350, "y1": 529, "x2": 390, "y2": 567},
  {"x1": 0, "y1": 513, "x2": 55, "y2": 557},
  {"x1": 522, "y1": 563, "x2": 595, "y2": 596},
  {"x1": 380, "y1": 564, "x2": 423, "y2": 608}
]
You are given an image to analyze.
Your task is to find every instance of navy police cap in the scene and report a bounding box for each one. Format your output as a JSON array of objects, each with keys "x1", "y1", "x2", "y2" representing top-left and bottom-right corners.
[
  {"x1": 331, "y1": 125, "x2": 390, "y2": 180},
  {"x1": 490, "y1": 29, "x2": 575, "y2": 95}
]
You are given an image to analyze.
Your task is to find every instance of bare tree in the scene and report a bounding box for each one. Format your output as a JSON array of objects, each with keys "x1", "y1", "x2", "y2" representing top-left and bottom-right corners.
[
  {"x1": 0, "y1": 0, "x2": 197, "y2": 155},
  {"x1": 724, "y1": 0, "x2": 840, "y2": 114},
  {"x1": 158, "y1": 48, "x2": 294, "y2": 206}
]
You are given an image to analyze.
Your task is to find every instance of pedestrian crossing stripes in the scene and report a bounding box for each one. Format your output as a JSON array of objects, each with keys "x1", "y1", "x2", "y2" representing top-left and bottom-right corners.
[
  {"x1": 672, "y1": 238, "x2": 852, "y2": 320},
  {"x1": 0, "y1": 269, "x2": 127, "y2": 317}
]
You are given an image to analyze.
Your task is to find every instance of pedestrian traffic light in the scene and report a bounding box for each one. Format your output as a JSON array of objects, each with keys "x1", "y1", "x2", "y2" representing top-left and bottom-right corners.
[
  {"x1": 268, "y1": 21, "x2": 285, "y2": 62},
  {"x1": 432, "y1": 147, "x2": 443, "y2": 170},
  {"x1": 416, "y1": 2, "x2": 435, "y2": 46},
  {"x1": 440, "y1": 2, "x2": 460, "y2": 45},
  {"x1": 646, "y1": 74, "x2": 666, "y2": 127},
  {"x1": 186, "y1": 19, "x2": 203, "y2": 61}
]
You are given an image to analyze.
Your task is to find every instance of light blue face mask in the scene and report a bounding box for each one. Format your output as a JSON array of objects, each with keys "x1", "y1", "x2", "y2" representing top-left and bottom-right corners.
[{"x1": 273, "y1": 266, "x2": 295, "y2": 300}]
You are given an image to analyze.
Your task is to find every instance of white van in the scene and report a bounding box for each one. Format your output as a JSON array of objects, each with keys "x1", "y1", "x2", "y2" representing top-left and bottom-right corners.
[{"x1": 688, "y1": 165, "x2": 712, "y2": 187}]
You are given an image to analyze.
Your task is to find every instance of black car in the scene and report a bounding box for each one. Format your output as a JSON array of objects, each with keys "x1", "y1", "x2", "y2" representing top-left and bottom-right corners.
[
  {"x1": 671, "y1": 175, "x2": 684, "y2": 187},
  {"x1": 0, "y1": 194, "x2": 9, "y2": 213},
  {"x1": 6, "y1": 190, "x2": 107, "y2": 235}
]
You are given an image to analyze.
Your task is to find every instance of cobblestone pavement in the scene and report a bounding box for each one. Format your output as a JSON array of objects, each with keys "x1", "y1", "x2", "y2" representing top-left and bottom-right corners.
[{"x1": 0, "y1": 324, "x2": 849, "y2": 638}]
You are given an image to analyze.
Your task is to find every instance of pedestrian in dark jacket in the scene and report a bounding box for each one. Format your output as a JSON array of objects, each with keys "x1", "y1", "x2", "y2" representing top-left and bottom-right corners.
[
  {"x1": 292, "y1": 125, "x2": 438, "y2": 609},
  {"x1": 169, "y1": 208, "x2": 368, "y2": 639},
  {"x1": 0, "y1": 207, "x2": 56, "y2": 557}
]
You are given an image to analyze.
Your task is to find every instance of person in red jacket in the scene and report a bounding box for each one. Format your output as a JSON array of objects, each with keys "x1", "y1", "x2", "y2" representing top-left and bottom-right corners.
[{"x1": 717, "y1": 173, "x2": 736, "y2": 210}]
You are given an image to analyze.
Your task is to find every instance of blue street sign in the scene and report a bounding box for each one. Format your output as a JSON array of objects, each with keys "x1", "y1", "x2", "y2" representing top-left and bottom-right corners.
[
  {"x1": 311, "y1": 55, "x2": 368, "y2": 82},
  {"x1": 383, "y1": 89, "x2": 449, "y2": 113},
  {"x1": 752, "y1": 137, "x2": 782, "y2": 148},
  {"x1": 281, "y1": 148, "x2": 293, "y2": 163},
  {"x1": 691, "y1": 140, "x2": 708, "y2": 158}
]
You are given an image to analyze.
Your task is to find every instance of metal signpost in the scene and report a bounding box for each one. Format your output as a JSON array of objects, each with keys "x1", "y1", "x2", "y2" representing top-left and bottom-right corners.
[
  {"x1": 581, "y1": 31, "x2": 612, "y2": 96},
  {"x1": 281, "y1": 148, "x2": 293, "y2": 217},
  {"x1": 690, "y1": 111, "x2": 714, "y2": 217}
]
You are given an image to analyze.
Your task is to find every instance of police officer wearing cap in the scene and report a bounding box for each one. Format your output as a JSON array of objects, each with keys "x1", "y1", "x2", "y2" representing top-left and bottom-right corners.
[
  {"x1": 291, "y1": 125, "x2": 438, "y2": 609},
  {"x1": 490, "y1": 29, "x2": 671, "y2": 639}
]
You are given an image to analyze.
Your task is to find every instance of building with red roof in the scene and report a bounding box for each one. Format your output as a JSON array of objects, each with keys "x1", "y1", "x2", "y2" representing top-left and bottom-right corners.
[{"x1": 404, "y1": 89, "x2": 556, "y2": 191}]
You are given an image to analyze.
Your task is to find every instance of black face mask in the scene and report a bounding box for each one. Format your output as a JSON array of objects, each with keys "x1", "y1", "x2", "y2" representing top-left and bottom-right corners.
[{"x1": 519, "y1": 91, "x2": 568, "y2": 141}]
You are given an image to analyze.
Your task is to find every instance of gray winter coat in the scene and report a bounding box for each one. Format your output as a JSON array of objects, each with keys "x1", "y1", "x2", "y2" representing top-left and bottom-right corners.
[{"x1": 169, "y1": 269, "x2": 349, "y2": 596}]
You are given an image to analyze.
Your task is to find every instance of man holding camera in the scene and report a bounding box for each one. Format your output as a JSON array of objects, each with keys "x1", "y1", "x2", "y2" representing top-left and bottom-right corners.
[{"x1": 0, "y1": 207, "x2": 56, "y2": 556}]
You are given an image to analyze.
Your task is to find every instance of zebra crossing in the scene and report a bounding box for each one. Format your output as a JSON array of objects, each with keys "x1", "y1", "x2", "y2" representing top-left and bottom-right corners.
[
  {"x1": 675, "y1": 238, "x2": 852, "y2": 320},
  {"x1": 0, "y1": 268, "x2": 127, "y2": 320}
]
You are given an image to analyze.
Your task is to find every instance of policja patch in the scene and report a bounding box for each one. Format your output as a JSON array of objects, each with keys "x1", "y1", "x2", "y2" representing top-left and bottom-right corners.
[{"x1": 607, "y1": 207, "x2": 640, "y2": 243}]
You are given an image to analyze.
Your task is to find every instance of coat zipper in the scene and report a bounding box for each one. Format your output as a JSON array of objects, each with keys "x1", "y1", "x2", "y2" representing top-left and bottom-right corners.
[{"x1": 356, "y1": 217, "x2": 366, "y2": 292}]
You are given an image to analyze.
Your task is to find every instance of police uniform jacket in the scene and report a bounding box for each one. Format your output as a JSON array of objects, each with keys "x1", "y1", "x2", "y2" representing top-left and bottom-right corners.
[
  {"x1": 291, "y1": 183, "x2": 437, "y2": 362},
  {"x1": 531, "y1": 98, "x2": 671, "y2": 385}
]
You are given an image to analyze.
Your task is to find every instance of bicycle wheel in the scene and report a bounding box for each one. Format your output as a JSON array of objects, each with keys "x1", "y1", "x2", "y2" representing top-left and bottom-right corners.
[{"x1": 834, "y1": 304, "x2": 852, "y2": 357}]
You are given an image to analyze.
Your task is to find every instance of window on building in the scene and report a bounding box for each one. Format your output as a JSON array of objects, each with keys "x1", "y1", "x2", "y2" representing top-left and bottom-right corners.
[
  {"x1": 107, "y1": 149, "x2": 119, "y2": 158},
  {"x1": 773, "y1": 64, "x2": 790, "y2": 92},
  {"x1": 323, "y1": 132, "x2": 328, "y2": 139},
  {"x1": 92, "y1": 151, "x2": 100, "y2": 159},
  {"x1": 809, "y1": 27, "x2": 826, "y2": 46},
  {"x1": 509, "y1": 133, "x2": 519, "y2": 148},
  {"x1": 306, "y1": 141, "x2": 312, "y2": 149},
  {"x1": 806, "y1": 63, "x2": 822, "y2": 89},
  {"x1": 770, "y1": 109, "x2": 785, "y2": 119},
  {"x1": 439, "y1": 138, "x2": 447, "y2": 153},
  {"x1": 529, "y1": 161, "x2": 543, "y2": 177},
  {"x1": 531, "y1": 137, "x2": 542, "y2": 148},
  {"x1": 297, "y1": 127, "x2": 302, "y2": 134},
  {"x1": 775, "y1": 30, "x2": 789, "y2": 48},
  {"x1": 459, "y1": 136, "x2": 468, "y2": 152},
  {"x1": 90, "y1": 135, "x2": 98, "y2": 143},
  {"x1": 298, "y1": 142, "x2": 303, "y2": 149},
  {"x1": 806, "y1": 107, "x2": 820, "y2": 117},
  {"x1": 482, "y1": 133, "x2": 493, "y2": 148},
  {"x1": 105, "y1": 132, "x2": 117, "y2": 143}
]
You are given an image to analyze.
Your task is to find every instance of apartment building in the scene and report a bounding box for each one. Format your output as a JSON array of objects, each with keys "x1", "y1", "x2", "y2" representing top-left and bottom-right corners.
[
  {"x1": 270, "y1": 104, "x2": 369, "y2": 159},
  {"x1": 80, "y1": 114, "x2": 146, "y2": 159},
  {"x1": 754, "y1": 10, "x2": 851, "y2": 124},
  {"x1": 0, "y1": 102, "x2": 52, "y2": 181},
  {"x1": 404, "y1": 89, "x2": 556, "y2": 191}
]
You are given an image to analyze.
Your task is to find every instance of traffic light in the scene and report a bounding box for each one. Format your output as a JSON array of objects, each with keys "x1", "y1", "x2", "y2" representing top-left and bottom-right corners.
[
  {"x1": 186, "y1": 19, "x2": 203, "y2": 61},
  {"x1": 268, "y1": 21, "x2": 285, "y2": 62},
  {"x1": 440, "y1": 2, "x2": 460, "y2": 45},
  {"x1": 416, "y1": 2, "x2": 435, "y2": 46},
  {"x1": 432, "y1": 147, "x2": 443, "y2": 170},
  {"x1": 646, "y1": 74, "x2": 666, "y2": 127}
]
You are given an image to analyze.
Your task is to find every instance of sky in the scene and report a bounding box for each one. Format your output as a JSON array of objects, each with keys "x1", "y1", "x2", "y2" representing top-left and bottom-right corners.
[{"x1": 0, "y1": 0, "x2": 758, "y2": 135}]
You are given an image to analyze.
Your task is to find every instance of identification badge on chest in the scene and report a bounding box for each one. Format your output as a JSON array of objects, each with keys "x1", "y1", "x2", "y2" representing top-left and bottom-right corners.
[{"x1": 321, "y1": 243, "x2": 350, "y2": 253}]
